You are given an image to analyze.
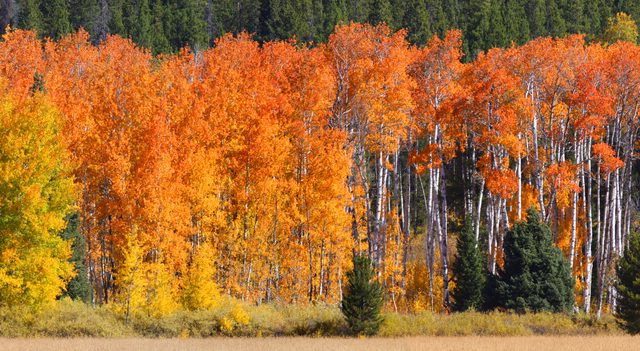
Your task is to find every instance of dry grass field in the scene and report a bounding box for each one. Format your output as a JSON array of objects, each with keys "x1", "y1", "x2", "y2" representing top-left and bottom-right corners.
[{"x1": 1, "y1": 336, "x2": 638, "y2": 351}]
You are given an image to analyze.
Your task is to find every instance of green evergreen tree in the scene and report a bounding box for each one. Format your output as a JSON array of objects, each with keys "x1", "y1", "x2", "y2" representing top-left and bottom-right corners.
[
  {"x1": 495, "y1": 208, "x2": 575, "y2": 313},
  {"x1": 69, "y1": 0, "x2": 98, "y2": 35},
  {"x1": 401, "y1": 0, "x2": 431, "y2": 45},
  {"x1": 341, "y1": 255, "x2": 384, "y2": 336},
  {"x1": 616, "y1": 231, "x2": 640, "y2": 334},
  {"x1": 133, "y1": 0, "x2": 153, "y2": 48},
  {"x1": 562, "y1": 0, "x2": 584, "y2": 34},
  {"x1": 369, "y1": 0, "x2": 393, "y2": 26},
  {"x1": 347, "y1": 0, "x2": 371, "y2": 23},
  {"x1": 452, "y1": 221, "x2": 485, "y2": 312},
  {"x1": 322, "y1": 0, "x2": 347, "y2": 39},
  {"x1": 41, "y1": 0, "x2": 72, "y2": 38},
  {"x1": 545, "y1": 0, "x2": 566, "y2": 37},
  {"x1": 426, "y1": 0, "x2": 448, "y2": 38},
  {"x1": 107, "y1": 0, "x2": 126, "y2": 37},
  {"x1": 527, "y1": 0, "x2": 547, "y2": 37},
  {"x1": 150, "y1": 0, "x2": 171, "y2": 53},
  {"x1": 174, "y1": 0, "x2": 208, "y2": 51},
  {"x1": 504, "y1": 0, "x2": 530, "y2": 45},
  {"x1": 60, "y1": 213, "x2": 92, "y2": 303},
  {"x1": 18, "y1": 0, "x2": 44, "y2": 35}
]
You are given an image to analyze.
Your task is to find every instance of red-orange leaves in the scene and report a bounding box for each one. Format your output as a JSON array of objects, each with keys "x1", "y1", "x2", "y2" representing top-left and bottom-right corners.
[{"x1": 593, "y1": 143, "x2": 624, "y2": 174}]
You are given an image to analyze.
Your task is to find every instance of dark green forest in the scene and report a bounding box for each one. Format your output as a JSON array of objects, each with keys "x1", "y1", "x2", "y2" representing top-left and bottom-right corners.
[{"x1": 1, "y1": 0, "x2": 638, "y2": 55}]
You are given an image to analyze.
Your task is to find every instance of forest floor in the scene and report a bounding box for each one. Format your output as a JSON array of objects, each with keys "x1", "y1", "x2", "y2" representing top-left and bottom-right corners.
[{"x1": 2, "y1": 336, "x2": 638, "y2": 351}]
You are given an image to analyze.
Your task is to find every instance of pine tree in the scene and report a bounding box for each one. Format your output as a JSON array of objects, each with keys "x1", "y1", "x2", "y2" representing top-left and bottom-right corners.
[
  {"x1": 174, "y1": 0, "x2": 208, "y2": 51},
  {"x1": 18, "y1": 0, "x2": 44, "y2": 35},
  {"x1": 494, "y1": 208, "x2": 575, "y2": 313},
  {"x1": 527, "y1": 0, "x2": 546, "y2": 37},
  {"x1": 69, "y1": 0, "x2": 98, "y2": 35},
  {"x1": 369, "y1": 0, "x2": 393, "y2": 26},
  {"x1": 504, "y1": 0, "x2": 530, "y2": 45},
  {"x1": 341, "y1": 255, "x2": 384, "y2": 336},
  {"x1": 107, "y1": 0, "x2": 126, "y2": 37},
  {"x1": 322, "y1": 0, "x2": 347, "y2": 39},
  {"x1": 60, "y1": 212, "x2": 92, "y2": 303},
  {"x1": 402, "y1": 0, "x2": 431, "y2": 45},
  {"x1": 452, "y1": 221, "x2": 485, "y2": 312},
  {"x1": 41, "y1": 0, "x2": 72, "y2": 39},
  {"x1": 616, "y1": 231, "x2": 640, "y2": 334},
  {"x1": 545, "y1": 0, "x2": 566, "y2": 37}
]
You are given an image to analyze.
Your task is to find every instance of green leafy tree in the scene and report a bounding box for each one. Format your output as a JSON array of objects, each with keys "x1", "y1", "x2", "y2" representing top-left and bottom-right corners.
[
  {"x1": 495, "y1": 208, "x2": 575, "y2": 313},
  {"x1": 341, "y1": 255, "x2": 383, "y2": 336},
  {"x1": 452, "y1": 221, "x2": 485, "y2": 312},
  {"x1": 616, "y1": 231, "x2": 640, "y2": 334},
  {"x1": 604, "y1": 12, "x2": 638, "y2": 44}
]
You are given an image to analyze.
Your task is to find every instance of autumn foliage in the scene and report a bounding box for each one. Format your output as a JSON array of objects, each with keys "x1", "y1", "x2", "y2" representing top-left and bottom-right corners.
[{"x1": 0, "y1": 23, "x2": 637, "y2": 318}]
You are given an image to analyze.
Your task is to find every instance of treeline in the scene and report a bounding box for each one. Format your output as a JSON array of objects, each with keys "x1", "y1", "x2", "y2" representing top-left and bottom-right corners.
[
  {"x1": 0, "y1": 18, "x2": 639, "y2": 320},
  {"x1": 0, "y1": 0, "x2": 639, "y2": 55}
]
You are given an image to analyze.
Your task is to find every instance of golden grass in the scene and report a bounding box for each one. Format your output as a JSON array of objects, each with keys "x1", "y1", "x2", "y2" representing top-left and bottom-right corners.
[{"x1": 1, "y1": 336, "x2": 638, "y2": 351}]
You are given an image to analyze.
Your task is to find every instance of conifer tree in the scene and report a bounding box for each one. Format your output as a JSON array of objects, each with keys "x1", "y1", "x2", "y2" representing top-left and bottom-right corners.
[
  {"x1": 60, "y1": 212, "x2": 92, "y2": 303},
  {"x1": 495, "y1": 208, "x2": 575, "y2": 313},
  {"x1": 69, "y1": 0, "x2": 98, "y2": 35},
  {"x1": 41, "y1": 0, "x2": 72, "y2": 39},
  {"x1": 341, "y1": 255, "x2": 383, "y2": 336},
  {"x1": 616, "y1": 231, "x2": 640, "y2": 334},
  {"x1": 452, "y1": 221, "x2": 485, "y2": 312},
  {"x1": 19, "y1": 0, "x2": 44, "y2": 35}
]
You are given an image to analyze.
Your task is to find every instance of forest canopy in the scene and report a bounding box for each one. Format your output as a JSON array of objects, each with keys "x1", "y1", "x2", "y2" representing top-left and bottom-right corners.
[{"x1": 0, "y1": 0, "x2": 639, "y2": 56}]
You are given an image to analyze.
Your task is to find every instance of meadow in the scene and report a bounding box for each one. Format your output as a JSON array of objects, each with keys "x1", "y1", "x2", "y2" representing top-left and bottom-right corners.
[
  {"x1": 2, "y1": 336, "x2": 638, "y2": 351},
  {"x1": 0, "y1": 299, "x2": 620, "y2": 338}
]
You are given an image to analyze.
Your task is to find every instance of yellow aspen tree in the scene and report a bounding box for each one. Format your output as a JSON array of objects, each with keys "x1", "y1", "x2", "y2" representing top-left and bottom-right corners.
[
  {"x1": 181, "y1": 240, "x2": 220, "y2": 310},
  {"x1": 0, "y1": 89, "x2": 75, "y2": 309},
  {"x1": 112, "y1": 229, "x2": 146, "y2": 322},
  {"x1": 143, "y1": 260, "x2": 179, "y2": 318}
]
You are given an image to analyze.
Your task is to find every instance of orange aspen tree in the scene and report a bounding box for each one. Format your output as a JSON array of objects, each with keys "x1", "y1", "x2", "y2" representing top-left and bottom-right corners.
[{"x1": 408, "y1": 31, "x2": 464, "y2": 311}]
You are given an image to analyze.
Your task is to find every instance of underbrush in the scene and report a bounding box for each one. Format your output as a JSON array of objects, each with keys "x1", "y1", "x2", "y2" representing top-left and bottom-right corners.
[{"x1": 0, "y1": 298, "x2": 620, "y2": 337}]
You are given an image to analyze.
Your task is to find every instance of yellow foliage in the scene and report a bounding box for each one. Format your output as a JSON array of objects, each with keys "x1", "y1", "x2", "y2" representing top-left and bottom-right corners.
[
  {"x1": 111, "y1": 230, "x2": 146, "y2": 321},
  {"x1": 0, "y1": 90, "x2": 75, "y2": 309},
  {"x1": 182, "y1": 241, "x2": 220, "y2": 310},
  {"x1": 604, "y1": 12, "x2": 638, "y2": 44},
  {"x1": 143, "y1": 261, "x2": 179, "y2": 318}
]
